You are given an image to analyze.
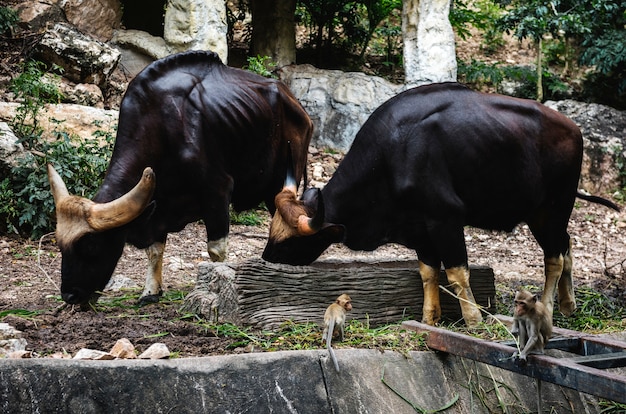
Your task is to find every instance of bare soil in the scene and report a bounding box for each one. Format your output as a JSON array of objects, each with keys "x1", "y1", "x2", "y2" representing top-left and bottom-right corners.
[{"x1": 1, "y1": 151, "x2": 625, "y2": 358}]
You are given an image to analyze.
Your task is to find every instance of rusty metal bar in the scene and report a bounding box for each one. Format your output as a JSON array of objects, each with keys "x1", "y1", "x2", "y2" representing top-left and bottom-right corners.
[{"x1": 402, "y1": 320, "x2": 626, "y2": 404}]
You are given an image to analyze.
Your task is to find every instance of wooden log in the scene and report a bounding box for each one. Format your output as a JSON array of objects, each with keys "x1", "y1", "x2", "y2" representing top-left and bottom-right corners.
[{"x1": 182, "y1": 259, "x2": 495, "y2": 329}]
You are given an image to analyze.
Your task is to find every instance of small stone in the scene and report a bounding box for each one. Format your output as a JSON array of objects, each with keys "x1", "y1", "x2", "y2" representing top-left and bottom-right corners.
[
  {"x1": 110, "y1": 338, "x2": 136, "y2": 359},
  {"x1": 6, "y1": 350, "x2": 32, "y2": 359},
  {"x1": 138, "y1": 343, "x2": 170, "y2": 359},
  {"x1": 73, "y1": 348, "x2": 115, "y2": 360}
]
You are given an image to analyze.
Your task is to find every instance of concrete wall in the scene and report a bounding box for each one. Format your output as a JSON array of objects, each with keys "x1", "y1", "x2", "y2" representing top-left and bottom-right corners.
[{"x1": 1, "y1": 349, "x2": 599, "y2": 413}]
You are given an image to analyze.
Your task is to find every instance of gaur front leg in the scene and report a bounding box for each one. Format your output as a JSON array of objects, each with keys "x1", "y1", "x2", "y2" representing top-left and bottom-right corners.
[
  {"x1": 205, "y1": 193, "x2": 231, "y2": 262},
  {"x1": 138, "y1": 240, "x2": 166, "y2": 305}
]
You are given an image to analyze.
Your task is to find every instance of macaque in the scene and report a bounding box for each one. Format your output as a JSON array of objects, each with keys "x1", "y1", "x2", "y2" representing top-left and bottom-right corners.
[
  {"x1": 511, "y1": 290, "x2": 552, "y2": 361},
  {"x1": 323, "y1": 293, "x2": 352, "y2": 372}
]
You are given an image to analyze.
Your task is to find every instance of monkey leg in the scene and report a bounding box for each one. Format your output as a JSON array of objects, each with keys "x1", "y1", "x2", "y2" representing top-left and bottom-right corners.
[
  {"x1": 139, "y1": 240, "x2": 166, "y2": 305},
  {"x1": 557, "y1": 240, "x2": 576, "y2": 316},
  {"x1": 445, "y1": 266, "x2": 483, "y2": 327},
  {"x1": 541, "y1": 255, "x2": 564, "y2": 316},
  {"x1": 419, "y1": 261, "x2": 441, "y2": 325}
]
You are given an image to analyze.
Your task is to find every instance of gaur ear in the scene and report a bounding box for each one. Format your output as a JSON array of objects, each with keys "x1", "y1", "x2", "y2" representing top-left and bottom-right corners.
[{"x1": 300, "y1": 188, "x2": 325, "y2": 232}]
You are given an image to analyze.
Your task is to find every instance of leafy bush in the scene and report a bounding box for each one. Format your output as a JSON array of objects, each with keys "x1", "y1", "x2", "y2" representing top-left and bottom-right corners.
[
  {"x1": 0, "y1": 6, "x2": 18, "y2": 35},
  {"x1": 243, "y1": 55, "x2": 277, "y2": 78},
  {"x1": 1, "y1": 60, "x2": 114, "y2": 238},
  {"x1": 10, "y1": 60, "x2": 64, "y2": 139},
  {"x1": 0, "y1": 130, "x2": 115, "y2": 238},
  {"x1": 458, "y1": 59, "x2": 569, "y2": 100}
]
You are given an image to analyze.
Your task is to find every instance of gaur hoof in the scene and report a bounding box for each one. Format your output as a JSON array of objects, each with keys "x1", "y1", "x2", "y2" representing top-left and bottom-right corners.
[{"x1": 137, "y1": 293, "x2": 162, "y2": 306}]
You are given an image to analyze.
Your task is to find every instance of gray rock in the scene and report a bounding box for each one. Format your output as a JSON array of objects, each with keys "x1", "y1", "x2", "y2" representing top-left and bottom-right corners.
[
  {"x1": 34, "y1": 22, "x2": 121, "y2": 87},
  {"x1": 164, "y1": 0, "x2": 228, "y2": 62},
  {"x1": 0, "y1": 122, "x2": 33, "y2": 177},
  {"x1": 279, "y1": 64, "x2": 401, "y2": 151},
  {"x1": 546, "y1": 100, "x2": 626, "y2": 194}
]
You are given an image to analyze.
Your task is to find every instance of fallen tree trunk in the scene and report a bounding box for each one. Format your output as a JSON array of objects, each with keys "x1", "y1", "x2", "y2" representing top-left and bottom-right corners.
[{"x1": 182, "y1": 259, "x2": 495, "y2": 329}]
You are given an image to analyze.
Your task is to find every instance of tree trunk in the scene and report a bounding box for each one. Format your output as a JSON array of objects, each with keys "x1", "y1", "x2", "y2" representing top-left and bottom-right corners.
[
  {"x1": 250, "y1": 0, "x2": 296, "y2": 68},
  {"x1": 536, "y1": 37, "x2": 543, "y2": 102},
  {"x1": 402, "y1": 0, "x2": 457, "y2": 87},
  {"x1": 182, "y1": 259, "x2": 496, "y2": 329}
]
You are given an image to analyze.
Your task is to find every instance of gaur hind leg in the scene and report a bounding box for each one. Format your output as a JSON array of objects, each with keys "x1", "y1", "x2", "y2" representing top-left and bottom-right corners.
[
  {"x1": 530, "y1": 219, "x2": 573, "y2": 317},
  {"x1": 557, "y1": 239, "x2": 575, "y2": 316},
  {"x1": 419, "y1": 261, "x2": 442, "y2": 325},
  {"x1": 138, "y1": 239, "x2": 166, "y2": 305},
  {"x1": 445, "y1": 266, "x2": 482, "y2": 326}
]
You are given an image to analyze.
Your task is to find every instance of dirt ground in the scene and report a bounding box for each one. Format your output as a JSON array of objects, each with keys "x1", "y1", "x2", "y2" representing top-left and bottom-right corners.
[{"x1": 1, "y1": 150, "x2": 625, "y2": 358}]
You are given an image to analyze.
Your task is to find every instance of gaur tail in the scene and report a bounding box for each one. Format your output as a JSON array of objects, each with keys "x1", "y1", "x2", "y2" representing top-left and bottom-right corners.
[
  {"x1": 576, "y1": 191, "x2": 621, "y2": 212},
  {"x1": 326, "y1": 319, "x2": 340, "y2": 372}
]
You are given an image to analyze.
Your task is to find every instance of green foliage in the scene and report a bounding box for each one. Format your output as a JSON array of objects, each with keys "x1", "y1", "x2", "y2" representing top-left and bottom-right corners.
[
  {"x1": 553, "y1": 287, "x2": 626, "y2": 331},
  {"x1": 0, "y1": 6, "x2": 18, "y2": 35},
  {"x1": 0, "y1": 129, "x2": 115, "y2": 238},
  {"x1": 296, "y1": 0, "x2": 401, "y2": 66},
  {"x1": 243, "y1": 55, "x2": 277, "y2": 78},
  {"x1": 229, "y1": 207, "x2": 267, "y2": 226},
  {"x1": 458, "y1": 59, "x2": 568, "y2": 100},
  {"x1": 9, "y1": 60, "x2": 64, "y2": 139},
  {"x1": 451, "y1": 0, "x2": 506, "y2": 54},
  {"x1": 0, "y1": 60, "x2": 114, "y2": 238}
]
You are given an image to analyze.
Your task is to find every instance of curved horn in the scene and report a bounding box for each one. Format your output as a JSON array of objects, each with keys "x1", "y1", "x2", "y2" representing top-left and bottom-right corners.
[
  {"x1": 87, "y1": 167, "x2": 156, "y2": 231},
  {"x1": 47, "y1": 164, "x2": 70, "y2": 205}
]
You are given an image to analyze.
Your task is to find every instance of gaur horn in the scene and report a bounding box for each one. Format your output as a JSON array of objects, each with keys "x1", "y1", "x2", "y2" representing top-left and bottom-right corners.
[
  {"x1": 87, "y1": 167, "x2": 156, "y2": 231},
  {"x1": 47, "y1": 164, "x2": 70, "y2": 205}
]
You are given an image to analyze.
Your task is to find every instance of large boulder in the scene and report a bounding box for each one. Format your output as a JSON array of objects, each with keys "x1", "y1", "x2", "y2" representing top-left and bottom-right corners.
[
  {"x1": 0, "y1": 102, "x2": 118, "y2": 143},
  {"x1": 61, "y1": 0, "x2": 123, "y2": 42},
  {"x1": 279, "y1": 65, "x2": 401, "y2": 151},
  {"x1": 164, "y1": 0, "x2": 228, "y2": 63},
  {"x1": 545, "y1": 100, "x2": 626, "y2": 195},
  {"x1": 33, "y1": 22, "x2": 121, "y2": 88}
]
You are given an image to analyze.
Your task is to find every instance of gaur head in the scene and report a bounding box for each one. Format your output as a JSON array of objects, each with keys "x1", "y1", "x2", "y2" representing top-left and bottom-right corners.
[
  {"x1": 262, "y1": 182, "x2": 344, "y2": 265},
  {"x1": 47, "y1": 165, "x2": 155, "y2": 306}
]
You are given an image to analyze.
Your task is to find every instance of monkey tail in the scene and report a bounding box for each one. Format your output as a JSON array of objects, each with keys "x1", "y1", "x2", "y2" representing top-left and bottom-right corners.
[{"x1": 326, "y1": 319, "x2": 340, "y2": 372}]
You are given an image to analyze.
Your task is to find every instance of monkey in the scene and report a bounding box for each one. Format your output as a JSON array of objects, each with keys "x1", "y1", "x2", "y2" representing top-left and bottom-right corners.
[
  {"x1": 511, "y1": 290, "x2": 552, "y2": 361},
  {"x1": 323, "y1": 293, "x2": 352, "y2": 372}
]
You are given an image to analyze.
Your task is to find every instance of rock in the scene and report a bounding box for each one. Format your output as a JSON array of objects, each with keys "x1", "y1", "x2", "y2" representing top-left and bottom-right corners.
[
  {"x1": 0, "y1": 322, "x2": 22, "y2": 340},
  {"x1": 0, "y1": 102, "x2": 118, "y2": 143},
  {"x1": 34, "y1": 22, "x2": 121, "y2": 88},
  {"x1": 138, "y1": 343, "x2": 170, "y2": 359},
  {"x1": 164, "y1": 0, "x2": 228, "y2": 63},
  {"x1": 279, "y1": 64, "x2": 401, "y2": 151},
  {"x1": 112, "y1": 29, "x2": 172, "y2": 61},
  {"x1": 62, "y1": 0, "x2": 123, "y2": 42},
  {"x1": 16, "y1": 1, "x2": 66, "y2": 32},
  {"x1": 110, "y1": 338, "x2": 136, "y2": 359},
  {"x1": 105, "y1": 276, "x2": 139, "y2": 292},
  {"x1": 0, "y1": 323, "x2": 28, "y2": 357},
  {"x1": 73, "y1": 348, "x2": 115, "y2": 360},
  {"x1": 6, "y1": 350, "x2": 32, "y2": 359},
  {"x1": 0, "y1": 122, "x2": 33, "y2": 177},
  {"x1": 545, "y1": 100, "x2": 626, "y2": 194}
]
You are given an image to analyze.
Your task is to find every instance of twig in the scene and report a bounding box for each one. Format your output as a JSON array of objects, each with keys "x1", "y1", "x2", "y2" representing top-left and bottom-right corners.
[{"x1": 36, "y1": 232, "x2": 59, "y2": 291}]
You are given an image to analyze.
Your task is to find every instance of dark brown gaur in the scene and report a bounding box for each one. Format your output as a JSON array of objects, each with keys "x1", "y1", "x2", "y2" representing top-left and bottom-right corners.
[
  {"x1": 263, "y1": 82, "x2": 620, "y2": 326},
  {"x1": 49, "y1": 50, "x2": 313, "y2": 307}
]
